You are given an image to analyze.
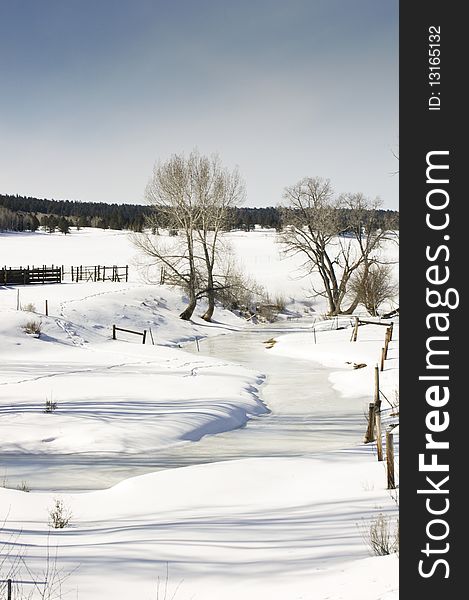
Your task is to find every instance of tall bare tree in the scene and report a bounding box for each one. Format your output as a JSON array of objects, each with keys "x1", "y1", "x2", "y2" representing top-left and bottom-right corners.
[
  {"x1": 192, "y1": 154, "x2": 244, "y2": 321},
  {"x1": 280, "y1": 177, "x2": 397, "y2": 315},
  {"x1": 133, "y1": 151, "x2": 244, "y2": 321}
]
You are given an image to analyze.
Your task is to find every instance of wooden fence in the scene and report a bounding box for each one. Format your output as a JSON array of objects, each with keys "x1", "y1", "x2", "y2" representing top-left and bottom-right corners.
[
  {"x1": 112, "y1": 324, "x2": 148, "y2": 344},
  {"x1": 1, "y1": 265, "x2": 129, "y2": 285},
  {"x1": 361, "y1": 325, "x2": 398, "y2": 490},
  {"x1": 70, "y1": 265, "x2": 128, "y2": 282},
  {"x1": 1, "y1": 266, "x2": 62, "y2": 285}
]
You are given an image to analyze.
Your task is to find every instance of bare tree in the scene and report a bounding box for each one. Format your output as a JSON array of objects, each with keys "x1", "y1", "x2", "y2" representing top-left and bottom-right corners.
[
  {"x1": 349, "y1": 263, "x2": 398, "y2": 316},
  {"x1": 192, "y1": 154, "x2": 244, "y2": 321},
  {"x1": 133, "y1": 153, "x2": 201, "y2": 320},
  {"x1": 280, "y1": 177, "x2": 397, "y2": 315},
  {"x1": 133, "y1": 151, "x2": 244, "y2": 321}
]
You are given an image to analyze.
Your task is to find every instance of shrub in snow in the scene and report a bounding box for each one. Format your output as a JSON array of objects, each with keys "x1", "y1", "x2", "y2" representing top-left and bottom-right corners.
[
  {"x1": 44, "y1": 399, "x2": 58, "y2": 413},
  {"x1": 48, "y1": 499, "x2": 72, "y2": 529},
  {"x1": 274, "y1": 294, "x2": 287, "y2": 312},
  {"x1": 22, "y1": 319, "x2": 42, "y2": 336},
  {"x1": 16, "y1": 480, "x2": 30, "y2": 492},
  {"x1": 362, "y1": 514, "x2": 399, "y2": 556},
  {"x1": 21, "y1": 302, "x2": 36, "y2": 312}
]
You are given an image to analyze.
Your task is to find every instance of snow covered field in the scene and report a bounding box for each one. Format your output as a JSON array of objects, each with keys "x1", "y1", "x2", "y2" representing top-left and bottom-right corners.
[{"x1": 0, "y1": 228, "x2": 398, "y2": 599}]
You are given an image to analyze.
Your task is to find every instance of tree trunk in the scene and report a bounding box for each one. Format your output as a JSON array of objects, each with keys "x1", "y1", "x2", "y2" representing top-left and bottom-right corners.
[
  {"x1": 342, "y1": 294, "x2": 361, "y2": 315},
  {"x1": 201, "y1": 241, "x2": 216, "y2": 322},
  {"x1": 202, "y1": 297, "x2": 215, "y2": 322},
  {"x1": 180, "y1": 290, "x2": 197, "y2": 320},
  {"x1": 202, "y1": 270, "x2": 215, "y2": 321}
]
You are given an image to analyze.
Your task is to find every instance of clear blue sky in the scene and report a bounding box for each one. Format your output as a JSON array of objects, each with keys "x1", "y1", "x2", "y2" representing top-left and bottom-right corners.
[{"x1": 0, "y1": 0, "x2": 398, "y2": 208}]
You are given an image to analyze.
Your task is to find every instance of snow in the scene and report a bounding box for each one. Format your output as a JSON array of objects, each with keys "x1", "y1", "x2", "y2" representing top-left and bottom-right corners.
[
  {"x1": 270, "y1": 320, "x2": 399, "y2": 402},
  {"x1": 0, "y1": 297, "x2": 265, "y2": 455},
  {"x1": 1, "y1": 454, "x2": 398, "y2": 600},
  {"x1": 0, "y1": 228, "x2": 398, "y2": 599}
]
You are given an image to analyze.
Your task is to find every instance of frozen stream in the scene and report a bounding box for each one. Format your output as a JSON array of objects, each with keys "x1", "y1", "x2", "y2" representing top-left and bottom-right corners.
[{"x1": 1, "y1": 322, "x2": 367, "y2": 492}]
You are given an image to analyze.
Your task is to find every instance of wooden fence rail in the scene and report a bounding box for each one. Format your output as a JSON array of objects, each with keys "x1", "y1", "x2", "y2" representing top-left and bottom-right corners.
[
  {"x1": 351, "y1": 318, "x2": 394, "y2": 342},
  {"x1": 1, "y1": 266, "x2": 61, "y2": 285},
  {"x1": 112, "y1": 324, "x2": 147, "y2": 344}
]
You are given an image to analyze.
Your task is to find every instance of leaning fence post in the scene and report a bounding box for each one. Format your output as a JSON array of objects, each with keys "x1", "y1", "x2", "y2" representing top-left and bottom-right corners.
[
  {"x1": 112, "y1": 324, "x2": 116, "y2": 340},
  {"x1": 386, "y1": 430, "x2": 396, "y2": 489},
  {"x1": 142, "y1": 330, "x2": 147, "y2": 345},
  {"x1": 389, "y1": 321, "x2": 394, "y2": 341}
]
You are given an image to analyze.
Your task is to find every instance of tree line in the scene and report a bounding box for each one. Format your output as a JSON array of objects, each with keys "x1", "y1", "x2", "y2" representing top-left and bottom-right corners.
[
  {"x1": 0, "y1": 193, "x2": 398, "y2": 234},
  {"x1": 0, "y1": 194, "x2": 151, "y2": 232}
]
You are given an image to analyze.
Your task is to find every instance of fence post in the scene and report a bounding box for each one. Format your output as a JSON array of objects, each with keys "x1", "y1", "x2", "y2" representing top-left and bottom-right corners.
[
  {"x1": 374, "y1": 365, "x2": 380, "y2": 405},
  {"x1": 125, "y1": 265, "x2": 129, "y2": 282},
  {"x1": 112, "y1": 324, "x2": 116, "y2": 340},
  {"x1": 45, "y1": 299, "x2": 48, "y2": 317},
  {"x1": 375, "y1": 409, "x2": 383, "y2": 461},
  {"x1": 351, "y1": 316, "x2": 359, "y2": 342},
  {"x1": 384, "y1": 330, "x2": 390, "y2": 360},
  {"x1": 149, "y1": 327, "x2": 155, "y2": 345},
  {"x1": 16, "y1": 289, "x2": 20, "y2": 310},
  {"x1": 386, "y1": 430, "x2": 396, "y2": 489},
  {"x1": 7, "y1": 578, "x2": 12, "y2": 600},
  {"x1": 380, "y1": 347, "x2": 385, "y2": 372},
  {"x1": 389, "y1": 321, "x2": 394, "y2": 341},
  {"x1": 364, "y1": 402, "x2": 376, "y2": 443},
  {"x1": 142, "y1": 330, "x2": 147, "y2": 345}
]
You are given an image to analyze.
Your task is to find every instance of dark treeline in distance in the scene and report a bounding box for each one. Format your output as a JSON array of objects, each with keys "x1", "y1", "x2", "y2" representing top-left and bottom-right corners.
[
  {"x1": 0, "y1": 194, "x2": 151, "y2": 232},
  {"x1": 0, "y1": 194, "x2": 399, "y2": 233}
]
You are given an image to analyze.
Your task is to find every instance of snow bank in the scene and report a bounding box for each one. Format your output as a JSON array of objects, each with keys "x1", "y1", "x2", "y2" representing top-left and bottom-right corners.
[
  {"x1": 1, "y1": 452, "x2": 398, "y2": 600},
  {"x1": 270, "y1": 322, "x2": 399, "y2": 402},
  {"x1": 0, "y1": 285, "x2": 266, "y2": 456}
]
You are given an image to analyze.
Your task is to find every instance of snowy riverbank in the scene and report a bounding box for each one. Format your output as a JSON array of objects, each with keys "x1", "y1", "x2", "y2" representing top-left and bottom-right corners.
[{"x1": 1, "y1": 228, "x2": 398, "y2": 599}]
